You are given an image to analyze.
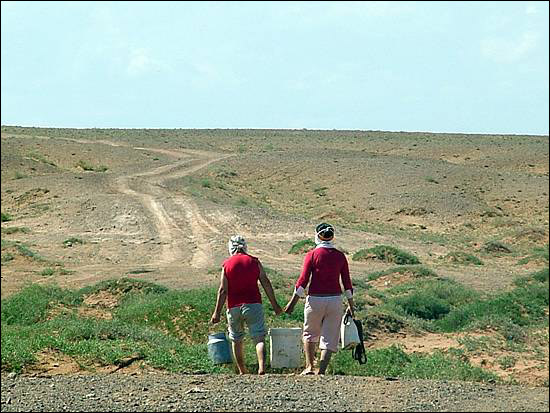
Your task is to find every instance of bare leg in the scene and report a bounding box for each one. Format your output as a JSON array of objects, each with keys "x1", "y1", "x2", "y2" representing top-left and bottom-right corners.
[
  {"x1": 232, "y1": 340, "x2": 247, "y2": 374},
  {"x1": 302, "y1": 341, "x2": 318, "y2": 375},
  {"x1": 318, "y1": 349, "x2": 333, "y2": 375},
  {"x1": 254, "y1": 337, "x2": 266, "y2": 375}
]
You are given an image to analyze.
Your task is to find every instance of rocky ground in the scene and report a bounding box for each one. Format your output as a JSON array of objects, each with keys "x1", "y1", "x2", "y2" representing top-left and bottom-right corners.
[{"x1": 1, "y1": 372, "x2": 549, "y2": 412}]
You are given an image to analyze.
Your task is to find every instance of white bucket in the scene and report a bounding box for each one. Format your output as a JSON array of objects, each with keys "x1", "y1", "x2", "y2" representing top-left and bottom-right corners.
[{"x1": 269, "y1": 327, "x2": 302, "y2": 368}]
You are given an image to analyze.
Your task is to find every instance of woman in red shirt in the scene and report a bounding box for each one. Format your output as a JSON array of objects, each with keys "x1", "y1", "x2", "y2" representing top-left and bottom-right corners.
[
  {"x1": 284, "y1": 223, "x2": 354, "y2": 375},
  {"x1": 211, "y1": 235, "x2": 282, "y2": 374}
]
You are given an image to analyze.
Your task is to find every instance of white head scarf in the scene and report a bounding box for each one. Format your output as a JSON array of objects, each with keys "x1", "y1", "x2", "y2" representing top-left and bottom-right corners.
[
  {"x1": 315, "y1": 233, "x2": 335, "y2": 249},
  {"x1": 228, "y1": 235, "x2": 248, "y2": 255}
]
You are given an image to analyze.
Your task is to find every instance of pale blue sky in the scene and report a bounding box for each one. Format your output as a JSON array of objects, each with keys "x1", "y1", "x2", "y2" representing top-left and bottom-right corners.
[{"x1": 1, "y1": 1, "x2": 548, "y2": 134}]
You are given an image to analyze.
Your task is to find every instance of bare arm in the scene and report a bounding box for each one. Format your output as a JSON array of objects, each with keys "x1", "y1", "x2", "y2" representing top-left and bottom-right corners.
[
  {"x1": 283, "y1": 293, "x2": 300, "y2": 314},
  {"x1": 210, "y1": 268, "x2": 228, "y2": 324},
  {"x1": 285, "y1": 252, "x2": 313, "y2": 314},
  {"x1": 346, "y1": 297, "x2": 355, "y2": 318},
  {"x1": 258, "y1": 262, "x2": 282, "y2": 315},
  {"x1": 341, "y1": 255, "x2": 355, "y2": 317}
]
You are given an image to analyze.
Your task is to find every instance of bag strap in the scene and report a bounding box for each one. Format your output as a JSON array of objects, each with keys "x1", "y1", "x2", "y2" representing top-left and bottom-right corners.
[{"x1": 351, "y1": 319, "x2": 367, "y2": 365}]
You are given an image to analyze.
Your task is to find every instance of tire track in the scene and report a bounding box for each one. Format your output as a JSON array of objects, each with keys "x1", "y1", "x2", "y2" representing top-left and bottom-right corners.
[{"x1": 9, "y1": 133, "x2": 232, "y2": 270}]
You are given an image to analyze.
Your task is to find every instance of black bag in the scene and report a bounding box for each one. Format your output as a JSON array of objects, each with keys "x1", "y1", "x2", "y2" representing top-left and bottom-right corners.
[{"x1": 351, "y1": 318, "x2": 367, "y2": 365}]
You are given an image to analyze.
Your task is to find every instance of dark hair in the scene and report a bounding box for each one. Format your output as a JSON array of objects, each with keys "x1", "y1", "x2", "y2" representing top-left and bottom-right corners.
[{"x1": 316, "y1": 222, "x2": 334, "y2": 239}]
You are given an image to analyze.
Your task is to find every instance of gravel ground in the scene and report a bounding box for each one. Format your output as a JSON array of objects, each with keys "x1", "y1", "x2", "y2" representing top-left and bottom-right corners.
[{"x1": 1, "y1": 373, "x2": 548, "y2": 412}]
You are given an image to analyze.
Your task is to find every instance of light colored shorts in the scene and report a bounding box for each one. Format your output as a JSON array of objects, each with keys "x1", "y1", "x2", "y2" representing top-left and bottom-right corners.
[
  {"x1": 226, "y1": 303, "x2": 266, "y2": 342},
  {"x1": 303, "y1": 295, "x2": 343, "y2": 353}
]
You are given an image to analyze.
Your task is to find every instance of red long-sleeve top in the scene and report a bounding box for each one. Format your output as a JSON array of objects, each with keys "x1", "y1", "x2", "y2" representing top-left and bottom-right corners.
[{"x1": 295, "y1": 248, "x2": 352, "y2": 296}]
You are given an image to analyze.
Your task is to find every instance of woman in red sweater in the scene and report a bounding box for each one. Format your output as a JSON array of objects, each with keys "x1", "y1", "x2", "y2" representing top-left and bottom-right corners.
[
  {"x1": 284, "y1": 223, "x2": 354, "y2": 375},
  {"x1": 211, "y1": 235, "x2": 282, "y2": 374}
]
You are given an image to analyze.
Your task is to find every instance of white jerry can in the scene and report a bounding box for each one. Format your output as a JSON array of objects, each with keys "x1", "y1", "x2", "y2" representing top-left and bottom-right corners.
[{"x1": 269, "y1": 327, "x2": 302, "y2": 368}]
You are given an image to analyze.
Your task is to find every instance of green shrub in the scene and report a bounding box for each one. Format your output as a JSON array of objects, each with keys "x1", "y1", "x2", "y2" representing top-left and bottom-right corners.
[
  {"x1": 1, "y1": 212, "x2": 13, "y2": 222},
  {"x1": 288, "y1": 239, "x2": 316, "y2": 254},
  {"x1": 395, "y1": 293, "x2": 450, "y2": 320},
  {"x1": 63, "y1": 237, "x2": 84, "y2": 247},
  {"x1": 1, "y1": 253, "x2": 14, "y2": 263},
  {"x1": 353, "y1": 245, "x2": 420, "y2": 264},
  {"x1": 1, "y1": 227, "x2": 30, "y2": 235},
  {"x1": 444, "y1": 251, "x2": 483, "y2": 265},
  {"x1": 16, "y1": 243, "x2": 44, "y2": 261},
  {"x1": 76, "y1": 160, "x2": 108, "y2": 172},
  {"x1": 366, "y1": 266, "x2": 436, "y2": 282},
  {"x1": 483, "y1": 240, "x2": 512, "y2": 253},
  {"x1": 39, "y1": 268, "x2": 55, "y2": 276}
]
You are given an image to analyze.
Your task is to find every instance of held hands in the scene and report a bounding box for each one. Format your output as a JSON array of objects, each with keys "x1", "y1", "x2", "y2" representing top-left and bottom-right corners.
[{"x1": 273, "y1": 303, "x2": 283, "y2": 316}]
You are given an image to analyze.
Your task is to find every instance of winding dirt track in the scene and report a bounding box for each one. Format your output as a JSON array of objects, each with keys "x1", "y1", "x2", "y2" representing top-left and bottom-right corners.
[
  {"x1": 59, "y1": 137, "x2": 234, "y2": 270},
  {"x1": 113, "y1": 146, "x2": 232, "y2": 268}
]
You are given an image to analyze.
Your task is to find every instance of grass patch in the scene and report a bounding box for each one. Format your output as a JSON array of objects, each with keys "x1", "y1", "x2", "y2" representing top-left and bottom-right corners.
[
  {"x1": 387, "y1": 278, "x2": 480, "y2": 321},
  {"x1": 2, "y1": 269, "x2": 545, "y2": 382},
  {"x1": 313, "y1": 186, "x2": 328, "y2": 197},
  {"x1": 1, "y1": 253, "x2": 15, "y2": 264},
  {"x1": 483, "y1": 240, "x2": 512, "y2": 254},
  {"x1": 353, "y1": 245, "x2": 420, "y2": 265},
  {"x1": 76, "y1": 160, "x2": 108, "y2": 172},
  {"x1": 1, "y1": 226, "x2": 30, "y2": 235},
  {"x1": 236, "y1": 197, "x2": 249, "y2": 206},
  {"x1": 1, "y1": 278, "x2": 287, "y2": 374},
  {"x1": 517, "y1": 245, "x2": 549, "y2": 265},
  {"x1": 39, "y1": 268, "x2": 55, "y2": 276},
  {"x1": 27, "y1": 152, "x2": 56, "y2": 167},
  {"x1": 1, "y1": 240, "x2": 47, "y2": 262},
  {"x1": 1, "y1": 212, "x2": 13, "y2": 222},
  {"x1": 63, "y1": 237, "x2": 84, "y2": 247},
  {"x1": 288, "y1": 239, "x2": 316, "y2": 254},
  {"x1": 16, "y1": 243, "x2": 45, "y2": 261},
  {"x1": 442, "y1": 251, "x2": 483, "y2": 265},
  {"x1": 330, "y1": 345, "x2": 497, "y2": 382},
  {"x1": 366, "y1": 266, "x2": 436, "y2": 282},
  {"x1": 435, "y1": 268, "x2": 549, "y2": 340}
]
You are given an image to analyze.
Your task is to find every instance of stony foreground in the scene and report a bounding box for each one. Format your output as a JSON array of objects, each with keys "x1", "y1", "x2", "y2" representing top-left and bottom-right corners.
[{"x1": 1, "y1": 373, "x2": 548, "y2": 412}]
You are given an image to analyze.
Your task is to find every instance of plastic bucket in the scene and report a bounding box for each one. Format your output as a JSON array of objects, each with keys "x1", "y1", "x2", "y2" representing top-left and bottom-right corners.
[
  {"x1": 269, "y1": 327, "x2": 302, "y2": 368},
  {"x1": 207, "y1": 332, "x2": 232, "y2": 364}
]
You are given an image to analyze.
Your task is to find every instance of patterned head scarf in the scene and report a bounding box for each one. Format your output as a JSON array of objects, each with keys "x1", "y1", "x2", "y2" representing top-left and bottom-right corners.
[{"x1": 228, "y1": 235, "x2": 248, "y2": 255}]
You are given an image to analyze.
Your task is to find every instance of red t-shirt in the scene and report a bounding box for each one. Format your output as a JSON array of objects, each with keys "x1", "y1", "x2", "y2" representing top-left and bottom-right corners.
[
  {"x1": 223, "y1": 253, "x2": 262, "y2": 308},
  {"x1": 295, "y1": 247, "x2": 352, "y2": 296}
]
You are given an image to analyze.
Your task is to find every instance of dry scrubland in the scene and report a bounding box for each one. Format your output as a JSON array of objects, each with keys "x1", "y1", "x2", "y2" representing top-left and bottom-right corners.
[{"x1": 1, "y1": 126, "x2": 548, "y2": 411}]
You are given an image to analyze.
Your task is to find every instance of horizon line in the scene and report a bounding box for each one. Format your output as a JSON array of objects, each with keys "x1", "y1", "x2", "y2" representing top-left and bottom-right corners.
[{"x1": 1, "y1": 124, "x2": 548, "y2": 137}]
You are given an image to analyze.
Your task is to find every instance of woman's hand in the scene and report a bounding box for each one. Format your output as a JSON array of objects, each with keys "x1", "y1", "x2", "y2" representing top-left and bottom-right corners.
[
  {"x1": 210, "y1": 313, "x2": 220, "y2": 324},
  {"x1": 273, "y1": 303, "x2": 283, "y2": 316}
]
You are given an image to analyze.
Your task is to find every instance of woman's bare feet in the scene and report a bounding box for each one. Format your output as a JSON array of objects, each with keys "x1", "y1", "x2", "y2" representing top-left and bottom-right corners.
[{"x1": 299, "y1": 368, "x2": 315, "y2": 375}]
